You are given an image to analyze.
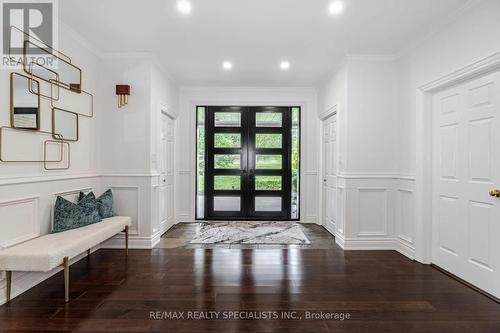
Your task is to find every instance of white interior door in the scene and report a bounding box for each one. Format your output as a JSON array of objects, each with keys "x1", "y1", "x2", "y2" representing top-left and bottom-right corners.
[
  {"x1": 160, "y1": 113, "x2": 175, "y2": 231},
  {"x1": 322, "y1": 113, "x2": 337, "y2": 235},
  {"x1": 432, "y1": 70, "x2": 500, "y2": 298}
]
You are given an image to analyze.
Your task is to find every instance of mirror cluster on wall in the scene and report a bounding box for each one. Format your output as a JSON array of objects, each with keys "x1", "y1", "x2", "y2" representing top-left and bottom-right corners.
[
  {"x1": 1, "y1": 26, "x2": 94, "y2": 170},
  {"x1": 11, "y1": 73, "x2": 40, "y2": 130}
]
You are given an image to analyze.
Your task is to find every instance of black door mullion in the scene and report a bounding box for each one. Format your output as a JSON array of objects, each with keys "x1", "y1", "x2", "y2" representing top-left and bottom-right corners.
[
  {"x1": 249, "y1": 107, "x2": 291, "y2": 220},
  {"x1": 205, "y1": 107, "x2": 246, "y2": 219},
  {"x1": 204, "y1": 106, "x2": 293, "y2": 220}
]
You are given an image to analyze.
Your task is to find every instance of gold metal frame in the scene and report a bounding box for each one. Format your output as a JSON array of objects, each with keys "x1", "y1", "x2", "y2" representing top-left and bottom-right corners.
[
  {"x1": 44, "y1": 139, "x2": 71, "y2": 170},
  {"x1": 27, "y1": 62, "x2": 61, "y2": 101},
  {"x1": 10, "y1": 72, "x2": 41, "y2": 131},
  {"x1": 50, "y1": 80, "x2": 94, "y2": 118},
  {"x1": 23, "y1": 40, "x2": 82, "y2": 91},
  {"x1": 52, "y1": 107, "x2": 79, "y2": 142},
  {"x1": 9, "y1": 25, "x2": 72, "y2": 64},
  {"x1": 0, "y1": 127, "x2": 64, "y2": 163}
]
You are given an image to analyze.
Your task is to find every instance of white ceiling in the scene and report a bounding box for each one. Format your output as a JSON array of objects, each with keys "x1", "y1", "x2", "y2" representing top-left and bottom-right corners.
[{"x1": 59, "y1": 0, "x2": 470, "y2": 86}]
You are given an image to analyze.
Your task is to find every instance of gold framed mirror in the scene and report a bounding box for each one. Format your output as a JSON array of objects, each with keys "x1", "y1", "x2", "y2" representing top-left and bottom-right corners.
[
  {"x1": 10, "y1": 72, "x2": 40, "y2": 130},
  {"x1": 52, "y1": 108, "x2": 79, "y2": 142},
  {"x1": 23, "y1": 40, "x2": 82, "y2": 91}
]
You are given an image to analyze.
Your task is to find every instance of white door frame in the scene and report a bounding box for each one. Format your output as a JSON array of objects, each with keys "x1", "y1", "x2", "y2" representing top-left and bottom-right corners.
[
  {"x1": 318, "y1": 105, "x2": 338, "y2": 232},
  {"x1": 415, "y1": 52, "x2": 500, "y2": 264}
]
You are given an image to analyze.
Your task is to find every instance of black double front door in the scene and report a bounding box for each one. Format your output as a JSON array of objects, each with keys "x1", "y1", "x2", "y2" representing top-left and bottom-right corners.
[{"x1": 204, "y1": 106, "x2": 292, "y2": 220}]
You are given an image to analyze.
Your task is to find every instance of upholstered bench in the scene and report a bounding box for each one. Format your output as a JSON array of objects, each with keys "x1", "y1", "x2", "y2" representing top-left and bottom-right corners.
[{"x1": 0, "y1": 216, "x2": 131, "y2": 303}]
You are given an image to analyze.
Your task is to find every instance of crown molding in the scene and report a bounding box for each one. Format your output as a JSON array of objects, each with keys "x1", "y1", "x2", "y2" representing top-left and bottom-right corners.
[{"x1": 419, "y1": 51, "x2": 500, "y2": 92}]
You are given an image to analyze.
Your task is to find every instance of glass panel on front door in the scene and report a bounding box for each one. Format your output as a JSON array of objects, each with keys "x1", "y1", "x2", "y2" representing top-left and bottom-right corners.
[{"x1": 198, "y1": 106, "x2": 300, "y2": 220}]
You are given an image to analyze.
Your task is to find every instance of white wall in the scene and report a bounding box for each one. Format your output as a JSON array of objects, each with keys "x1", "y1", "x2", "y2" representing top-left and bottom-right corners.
[
  {"x1": 346, "y1": 57, "x2": 399, "y2": 175},
  {"x1": 150, "y1": 62, "x2": 179, "y2": 238},
  {"x1": 397, "y1": 0, "x2": 500, "y2": 175},
  {"x1": 98, "y1": 58, "x2": 179, "y2": 249},
  {"x1": 396, "y1": 0, "x2": 500, "y2": 262},
  {"x1": 318, "y1": 0, "x2": 500, "y2": 261},
  {"x1": 318, "y1": 64, "x2": 348, "y2": 174},
  {"x1": 318, "y1": 56, "x2": 411, "y2": 256},
  {"x1": 0, "y1": 25, "x2": 105, "y2": 305},
  {"x1": 0, "y1": 30, "x2": 178, "y2": 304},
  {"x1": 177, "y1": 86, "x2": 320, "y2": 223}
]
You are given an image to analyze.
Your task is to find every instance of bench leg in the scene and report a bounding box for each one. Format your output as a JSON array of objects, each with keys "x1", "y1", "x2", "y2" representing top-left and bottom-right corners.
[
  {"x1": 87, "y1": 249, "x2": 91, "y2": 257},
  {"x1": 63, "y1": 257, "x2": 69, "y2": 303},
  {"x1": 125, "y1": 225, "x2": 129, "y2": 256},
  {"x1": 6, "y1": 271, "x2": 12, "y2": 303}
]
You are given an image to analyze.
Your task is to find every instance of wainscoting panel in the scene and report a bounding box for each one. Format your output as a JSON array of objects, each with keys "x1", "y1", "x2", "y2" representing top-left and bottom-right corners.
[
  {"x1": 335, "y1": 175, "x2": 415, "y2": 259},
  {"x1": 53, "y1": 188, "x2": 93, "y2": 202},
  {"x1": 0, "y1": 175, "x2": 102, "y2": 305},
  {"x1": 358, "y1": 188, "x2": 389, "y2": 237},
  {"x1": 396, "y1": 189, "x2": 415, "y2": 245},
  {"x1": 304, "y1": 171, "x2": 319, "y2": 223},
  {"x1": 337, "y1": 185, "x2": 346, "y2": 237},
  {"x1": 176, "y1": 170, "x2": 192, "y2": 222},
  {"x1": 109, "y1": 186, "x2": 140, "y2": 235},
  {"x1": 0, "y1": 196, "x2": 39, "y2": 248}
]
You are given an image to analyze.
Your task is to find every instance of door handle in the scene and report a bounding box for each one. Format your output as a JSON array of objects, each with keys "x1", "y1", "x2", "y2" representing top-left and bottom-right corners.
[{"x1": 489, "y1": 189, "x2": 500, "y2": 198}]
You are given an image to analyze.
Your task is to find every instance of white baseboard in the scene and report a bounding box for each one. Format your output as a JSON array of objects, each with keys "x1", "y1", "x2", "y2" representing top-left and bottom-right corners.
[
  {"x1": 395, "y1": 239, "x2": 416, "y2": 260},
  {"x1": 324, "y1": 220, "x2": 335, "y2": 235},
  {"x1": 341, "y1": 237, "x2": 395, "y2": 250},
  {"x1": 150, "y1": 222, "x2": 174, "y2": 248},
  {"x1": 100, "y1": 234, "x2": 156, "y2": 249},
  {"x1": 177, "y1": 214, "x2": 191, "y2": 223},
  {"x1": 334, "y1": 234, "x2": 415, "y2": 261},
  {"x1": 335, "y1": 232, "x2": 346, "y2": 249}
]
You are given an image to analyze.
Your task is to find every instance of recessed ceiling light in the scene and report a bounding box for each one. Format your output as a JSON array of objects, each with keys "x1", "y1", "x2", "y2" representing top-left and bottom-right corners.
[
  {"x1": 280, "y1": 61, "x2": 291, "y2": 71},
  {"x1": 223, "y1": 61, "x2": 233, "y2": 71},
  {"x1": 177, "y1": 0, "x2": 192, "y2": 15},
  {"x1": 328, "y1": 1, "x2": 344, "y2": 15}
]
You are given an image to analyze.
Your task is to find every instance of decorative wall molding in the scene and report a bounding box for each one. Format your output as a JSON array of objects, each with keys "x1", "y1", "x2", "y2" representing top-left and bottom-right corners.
[
  {"x1": 327, "y1": 175, "x2": 415, "y2": 261},
  {"x1": 419, "y1": 51, "x2": 500, "y2": 92},
  {"x1": 319, "y1": 104, "x2": 337, "y2": 121},
  {"x1": 0, "y1": 173, "x2": 100, "y2": 187},
  {"x1": 53, "y1": 187, "x2": 93, "y2": 198},
  {"x1": 0, "y1": 196, "x2": 40, "y2": 248},
  {"x1": 0, "y1": 172, "x2": 161, "y2": 187},
  {"x1": 100, "y1": 172, "x2": 160, "y2": 178},
  {"x1": 338, "y1": 173, "x2": 416, "y2": 180},
  {"x1": 109, "y1": 186, "x2": 140, "y2": 235},
  {"x1": 357, "y1": 187, "x2": 389, "y2": 237}
]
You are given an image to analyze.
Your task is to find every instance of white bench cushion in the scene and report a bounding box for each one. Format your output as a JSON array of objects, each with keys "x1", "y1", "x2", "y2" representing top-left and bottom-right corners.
[{"x1": 0, "y1": 216, "x2": 131, "y2": 272}]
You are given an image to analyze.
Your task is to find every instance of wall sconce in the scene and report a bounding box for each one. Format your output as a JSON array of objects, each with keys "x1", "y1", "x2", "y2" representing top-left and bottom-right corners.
[{"x1": 116, "y1": 85, "x2": 130, "y2": 108}]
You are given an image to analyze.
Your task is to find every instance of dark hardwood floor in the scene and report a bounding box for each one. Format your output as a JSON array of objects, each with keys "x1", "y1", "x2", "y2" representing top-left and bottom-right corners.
[{"x1": 1, "y1": 230, "x2": 499, "y2": 332}]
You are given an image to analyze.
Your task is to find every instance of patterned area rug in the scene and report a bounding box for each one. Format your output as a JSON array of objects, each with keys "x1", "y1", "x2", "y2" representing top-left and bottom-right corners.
[{"x1": 190, "y1": 221, "x2": 311, "y2": 244}]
